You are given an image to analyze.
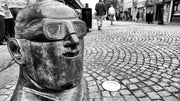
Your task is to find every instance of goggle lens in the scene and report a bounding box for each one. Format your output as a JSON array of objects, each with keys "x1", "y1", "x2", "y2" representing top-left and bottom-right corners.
[
  {"x1": 47, "y1": 24, "x2": 63, "y2": 39},
  {"x1": 42, "y1": 20, "x2": 87, "y2": 41},
  {"x1": 73, "y1": 22, "x2": 87, "y2": 37}
]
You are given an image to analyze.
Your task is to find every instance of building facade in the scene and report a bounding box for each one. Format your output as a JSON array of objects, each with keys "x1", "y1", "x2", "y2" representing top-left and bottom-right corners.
[
  {"x1": 171, "y1": 0, "x2": 180, "y2": 22},
  {"x1": 123, "y1": 0, "x2": 146, "y2": 21},
  {"x1": 137, "y1": 0, "x2": 146, "y2": 21},
  {"x1": 123, "y1": 0, "x2": 133, "y2": 20}
]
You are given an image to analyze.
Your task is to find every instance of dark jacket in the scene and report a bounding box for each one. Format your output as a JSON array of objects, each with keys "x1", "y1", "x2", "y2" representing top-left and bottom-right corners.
[{"x1": 95, "y1": 2, "x2": 106, "y2": 16}]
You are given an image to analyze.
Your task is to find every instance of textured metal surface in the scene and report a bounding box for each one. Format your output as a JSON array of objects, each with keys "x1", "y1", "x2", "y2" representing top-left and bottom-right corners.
[{"x1": 7, "y1": 0, "x2": 87, "y2": 101}]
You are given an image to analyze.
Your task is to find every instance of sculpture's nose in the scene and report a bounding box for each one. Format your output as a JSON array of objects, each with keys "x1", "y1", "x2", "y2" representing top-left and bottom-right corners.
[{"x1": 63, "y1": 21, "x2": 79, "y2": 47}]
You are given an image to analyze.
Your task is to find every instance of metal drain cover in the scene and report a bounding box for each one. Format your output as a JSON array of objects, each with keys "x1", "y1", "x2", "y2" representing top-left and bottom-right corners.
[{"x1": 102, "y1": 81, "x2": 121, "y2": 91}]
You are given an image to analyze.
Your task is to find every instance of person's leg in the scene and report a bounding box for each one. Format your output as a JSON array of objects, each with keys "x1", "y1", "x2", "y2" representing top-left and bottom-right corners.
[
  {"x1": 96, "y1": 16, "x2": 101, "y2": 30},
  {"x1": 9, "y1": 8, "x2": 19, "y2": 37},
  {"x1": 110, "y1": 15, "x2": 113, "y2": 25},
  {"x1": 5, "y1": 19, "x2": 9, "y2": 41},
  {"x1": 8, "y1": 18, "x2": 15, "y2": 37},
  {"x1": 0, "y1": 15, "x2": 5, "y2": 44}
]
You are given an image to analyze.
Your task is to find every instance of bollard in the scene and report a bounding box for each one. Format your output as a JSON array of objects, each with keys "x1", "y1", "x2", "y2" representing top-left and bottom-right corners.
[
  {"x1": 82, "y1": 3, "x2": 92, "y2": 32},
  {"x1": 7, "y1": 0, "x2": 87, "y2": 101}
]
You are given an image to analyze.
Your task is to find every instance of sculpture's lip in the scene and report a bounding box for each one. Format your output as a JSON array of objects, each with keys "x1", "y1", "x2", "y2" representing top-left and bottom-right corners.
[{"x1": 62, "y1": 49, "x2": 79, "y2": 58}]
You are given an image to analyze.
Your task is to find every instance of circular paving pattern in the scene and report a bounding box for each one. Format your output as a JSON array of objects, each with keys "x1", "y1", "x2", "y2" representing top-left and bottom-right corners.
[{"x1": 83, "y1": 25, "x2": 180, "y2": 101}]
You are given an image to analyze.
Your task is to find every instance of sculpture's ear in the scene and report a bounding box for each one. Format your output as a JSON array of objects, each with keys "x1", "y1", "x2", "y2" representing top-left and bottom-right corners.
[{"x1": 7, "y1": 38, "x2": 24, "y2": 65}]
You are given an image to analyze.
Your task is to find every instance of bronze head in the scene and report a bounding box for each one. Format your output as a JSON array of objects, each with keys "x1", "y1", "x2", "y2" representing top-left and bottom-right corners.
[{"x1": 8, "y1": 0, "x2": 87, "y2": 92}]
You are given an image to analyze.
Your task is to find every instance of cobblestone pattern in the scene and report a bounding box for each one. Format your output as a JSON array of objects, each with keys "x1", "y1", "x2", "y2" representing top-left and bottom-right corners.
[
  {"x1": 0, "y1": 46, "x2": 15, "y2": 72},
  {"x1": 1, "y1": 22, "x2": 180, "y2": 101},
  {"x1": 84, "y1": 25, "x2": 180, "y2": 101},
  {"x1": 0, "y1": 82, "x2": 16, "y2": 101}
]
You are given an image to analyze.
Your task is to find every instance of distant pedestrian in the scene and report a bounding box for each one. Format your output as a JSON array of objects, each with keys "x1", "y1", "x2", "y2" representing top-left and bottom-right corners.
[
  {"x1": 108, "y1": 5, "x2": 115, "y2": 25},
  {"x1": 142, "y1": 9, "x2": 145, "y2": 21},
  {"x1": 146, "y1": 10, "x2": 151, "y2": 24},
  {"x1": 0, "y1": 0, "x2": 6, "y2": 45},
  {"x1": 136, "y1": 10, "x2": 140, "y2": 22},
  {"x1": 95, "y1": 0, "x2": 106, "y2": 30},
  {"x1": 149, "y1": 10, "x2": 154, "y2": 23}
]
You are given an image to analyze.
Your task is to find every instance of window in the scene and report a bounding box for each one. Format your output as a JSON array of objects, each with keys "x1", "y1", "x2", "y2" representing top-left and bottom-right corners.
[{"x1": 174, "y1": 2, "x2": 180, "y2": 15}]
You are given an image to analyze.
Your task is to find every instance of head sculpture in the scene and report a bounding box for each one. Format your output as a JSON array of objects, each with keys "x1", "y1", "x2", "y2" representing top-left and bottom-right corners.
[{"x1": 8, "y1": 0, "x2": 87, "y2": 94}]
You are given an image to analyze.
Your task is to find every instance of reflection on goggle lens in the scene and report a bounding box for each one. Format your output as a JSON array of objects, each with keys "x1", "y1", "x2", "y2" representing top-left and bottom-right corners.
[
  {"x1": 47, "y1": 24, "x2": 63, "y2": 39},
  {"x1": 73, "y1": 22, "x2": 86, "y2": 37},
  {"x1": 47, "y1": 24, "x2": 60, "y2": 35}
]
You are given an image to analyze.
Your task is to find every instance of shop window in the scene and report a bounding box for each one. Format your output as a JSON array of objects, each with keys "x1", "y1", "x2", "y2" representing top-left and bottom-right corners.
[{"x1": 174, "y1": 3, "x2": 180, "y2": 16}]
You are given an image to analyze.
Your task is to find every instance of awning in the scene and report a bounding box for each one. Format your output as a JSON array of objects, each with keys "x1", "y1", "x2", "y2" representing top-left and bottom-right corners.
[{"x1": 64, "y1": 0, "x2": 83, "y2": 9}]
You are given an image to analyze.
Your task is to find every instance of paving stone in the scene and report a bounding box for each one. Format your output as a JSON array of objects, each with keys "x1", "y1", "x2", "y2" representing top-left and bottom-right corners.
[
  {"x1": 138, "y1": 97, "x2": 151, "y2": 101},
  {"x1": 102, "y1": 91, "x2": 111, "y2": 97},
  {"x1": 0, "y1": 95, "x2": 8, "y2": 101},
  {"x1": 124, "y1": 95, "x2": 138, "y2": 101},
  {"x1": 101, "y1": 73, "x2": 109, "y2": 77},
  {"x1": 147, "y1": 92, "x2": 161, "y2": 99},
  {"x1": 137, "y1": 76, "x2": 146, "y2": 81},
  {"x1": 137, "y1": 83, "x2": 146, "y2": 88},
  {"x1": 162, "y1": 78, "x2": 172, "y2": 83},
  {"x1": 158, "y1": 91, "x2": 171, "y2": 97},
  {"x1": 150, "y1": 78, "x2": 159, "y2": 82},
  {"x1": 116, "y1": 75, "x2": 124, "y2": 80},
  {"x1": 103, "y1": 97, "x2": 113, "y2": 101},
  {"x1": 163, "y1": 96, "x2": 179, "y2": 101},
  {"x1": 119, "y1": 89, "x2": 131, "y2": 95},
  {"x1": 94, "y1": 99, "x2": 101, "y2": 101},
  {"x1": 97, "y1": 76, "x2": 103, "y2": 80},
  {"x1": 171, "y1": 77, "x2": 180, "y2": 82},
  {"x1": 2, "y1": 90, "x2": 13, "y2": 95},
  {"x1": 5, "y1": 96, "x2": 11, "y2": 101},
  {"x1": 83, "y1": 73, "x2": 90, "y2": 77},
  {"x1": 142, "y1": 87, "x2": 153, "y2": 92},
  {"x1": 88, "y1": 86, "x2": 98, "y2": 93},
  {"x1": 133, "y1": 90, "x2": 146, "y2": 97},
  {"x1": 152, "y1": 85, "x2": 163, "y2": 91},
  {"x1": 0, "y1": 89, "x2": 7, "y2": 95},
  {"x1": 85, "y1": 77, "x2": 94, "y2": 81},
  {"x1": 128, "y1": 84, "x2": 138, "y2": 90},
  {"x1": 144, "y1": 81, "x2": 155, "y2": 86},
  {"x1": 162, "y1": 73, "x2": 172, "y2": 79},
  {"x1": 159, "y1": 82, "x2": 169, "y2": 87},
  {"x1": 165, "y1": 86, "x2": 179, "y2": 93},
  {"x1": 122, "y1": 79, "x2": 130, "y2": 85},
  {"x1": 110, "y1": 72, "x2": 117, "y2": 76},
  {"x1": 129, "y1": 78, "x2": 139, "y2": 83},
  {"x1": 89, "y1": 92, "x2": 101, "y2": 99},
  {"x1": 112, "y1": 96, "x2": 125, "y2": 101},
  {"x1": 110, "y1": 92, "x2": 120, "y2": 97}
]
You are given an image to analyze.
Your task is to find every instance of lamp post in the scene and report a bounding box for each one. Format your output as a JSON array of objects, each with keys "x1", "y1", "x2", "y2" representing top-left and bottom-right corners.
[{"x1": 158, "y1": 0, "x2": 165, "y2": 25}]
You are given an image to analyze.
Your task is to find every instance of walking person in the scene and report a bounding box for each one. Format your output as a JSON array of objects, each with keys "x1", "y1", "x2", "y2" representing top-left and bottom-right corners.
[
  {"x1": 0, "y1": 0, "x2": 6, "y2": 45},
  {"x1": 108, "y1": 5, "x2": 115, "y2": 25},
  {"x1": 142, "y1": 9, "x2": 145, "y2": 21},
  {"x1": 136, "y1": 10, "x2": 140, "y2": 22},
  {"x1": 95, "y1": 0, "x2": 106, "y2": 30},
  {"x1": 146, "y1": 10, "x2": 151, "y2": 24}
]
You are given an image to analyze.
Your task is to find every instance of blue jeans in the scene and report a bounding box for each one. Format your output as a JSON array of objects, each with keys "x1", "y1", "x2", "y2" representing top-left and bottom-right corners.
[{"x1": 0, "y1": 15, "x2": 5, "y2": 43}]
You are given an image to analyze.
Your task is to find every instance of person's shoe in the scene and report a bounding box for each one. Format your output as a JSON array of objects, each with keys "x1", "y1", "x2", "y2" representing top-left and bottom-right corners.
[
  {"x1": 0, "y1": 42, "x2": 3, "y2": 45},
  {"x1": 98, "y1": 26, "x2": 101, "y2": 30}
]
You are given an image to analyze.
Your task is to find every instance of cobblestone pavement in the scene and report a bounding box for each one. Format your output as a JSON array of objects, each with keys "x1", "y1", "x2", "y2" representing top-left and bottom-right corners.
[{"x1": 1, "y1": 20, "x2": 180, "y2": 101}]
